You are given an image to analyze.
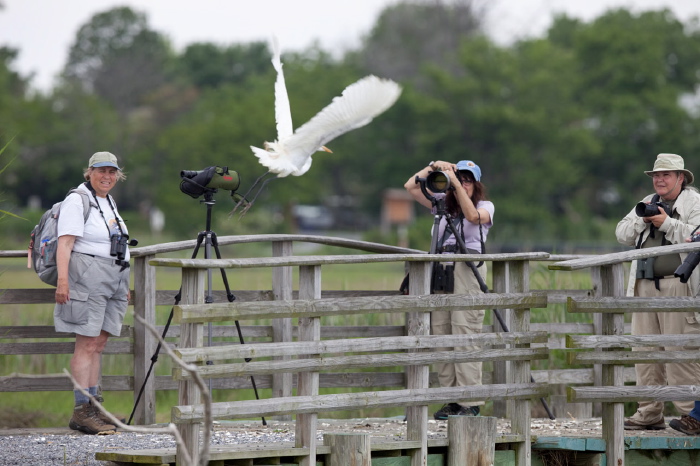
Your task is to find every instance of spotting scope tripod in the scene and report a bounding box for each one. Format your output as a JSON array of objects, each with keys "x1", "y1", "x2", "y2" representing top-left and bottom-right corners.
[
  {"x1": 128, "y1": 188, "x2": 266, "y2": 426},
  {"x1": 417, "y1": 176, "x2": 555, "y2": 420}
]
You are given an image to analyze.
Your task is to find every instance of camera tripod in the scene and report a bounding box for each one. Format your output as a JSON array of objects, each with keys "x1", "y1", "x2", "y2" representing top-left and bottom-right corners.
[
  {"x1": 128, "y1": 189, "x2": 266, "y2": 426},
  {"x1": 420, "y1": 179, "x2": 555, "y2": 420}
]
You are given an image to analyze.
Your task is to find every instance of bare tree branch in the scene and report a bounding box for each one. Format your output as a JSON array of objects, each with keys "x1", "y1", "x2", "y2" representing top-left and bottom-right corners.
[{"x1": 63, "y1": 312, "x2": 213, "y2": 466}]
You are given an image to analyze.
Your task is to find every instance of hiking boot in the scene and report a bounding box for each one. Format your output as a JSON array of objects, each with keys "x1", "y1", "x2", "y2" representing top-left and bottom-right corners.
[
  {"x1": 93, "y1": 395, "x2": 125, "y2": 425},
  {"x1": 68, "y1": 403, "x2": 116, "y2": 435},
  {"x1": 623, "y1": 416, "x2": 666, "y2": 430},
  {"x1": 670, "y1": 415, "x2": 700, "y2": 435},
  {"x1": 433, "y1": 403, "x2": 480, "y2": 420}
]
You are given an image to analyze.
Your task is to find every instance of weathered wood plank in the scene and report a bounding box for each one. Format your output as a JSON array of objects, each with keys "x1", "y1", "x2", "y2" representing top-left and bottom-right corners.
[
  {"x1": 0, "y1": 341, "x2": 132, "y2": 355},
  {"x1": 174, "y1": 332, "x2": 548, "y2": 362},
  {"x1": 568, "y1": 385, "x2": 700, "y2": 403},
  {"x1": 550, "y1": 242, "x2": 700, "y2": 270},
  {"x1": 173, "y1": 348, "x2": 548, "y2": 379},
  {"x1": 151, "y1": 252, "x2": 550, "y2": 269},
  {"x1": 567, "y1": 333, "x2": 700, "y2": 349},
  {"x1": 172, "y1": 383, "x2": 550, "y2": 422},
  {"x1": 175, "y1": 292, "x2": 548, "y2": 323},
  {"x1": 0, "y1": 325, "x2": 131, "y2": 339},
  {"x1": 0, "y1": 373, "x2": 134, "y2": 391},
  {"x1": 569, "y1": 350, "x2": 700, "y2": 365},
  {"x1": 567, "y1": 296, "x2": 700, "y2": 313},
  {"x1": 531, "y1": 367, "x2": 636, "y2": 385}
]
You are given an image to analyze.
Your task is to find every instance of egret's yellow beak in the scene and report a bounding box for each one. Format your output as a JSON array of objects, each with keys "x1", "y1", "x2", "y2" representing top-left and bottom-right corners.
[{"x1": 321, "y1": 146, "x2": 333, "y2": 153}]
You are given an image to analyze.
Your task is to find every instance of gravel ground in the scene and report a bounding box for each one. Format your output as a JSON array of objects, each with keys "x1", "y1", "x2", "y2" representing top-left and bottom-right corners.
[{"x1": 0, "y1": 417, "x2": 688, "y2": 465}]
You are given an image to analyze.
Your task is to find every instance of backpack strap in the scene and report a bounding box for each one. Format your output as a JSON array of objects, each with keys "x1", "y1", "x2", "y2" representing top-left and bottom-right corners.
[{"x1": 67, "y1": 188, "x2": 92, "y2": 223}]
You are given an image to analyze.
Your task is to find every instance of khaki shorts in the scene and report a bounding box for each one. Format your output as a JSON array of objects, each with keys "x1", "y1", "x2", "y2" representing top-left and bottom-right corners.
[{"x1": 54, "y1": 252, "x2": 130, "y2": 337}]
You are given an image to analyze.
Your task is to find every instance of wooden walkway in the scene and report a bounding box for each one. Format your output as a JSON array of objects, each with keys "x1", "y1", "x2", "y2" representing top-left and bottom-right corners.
[{"x1": 4, "y1": 417, "x2": 694, "y2": 466}]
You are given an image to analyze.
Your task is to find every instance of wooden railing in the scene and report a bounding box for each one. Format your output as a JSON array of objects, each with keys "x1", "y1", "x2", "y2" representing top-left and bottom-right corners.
[
  {"x1": 552, "y1": 240, "x2": 700, "y2": 466},
  {"x1": 2, "y1": 234, "x2": 602, "y2": 426},
  {"x1": 152, "y1": 253, "x2": 549, "y2": 466}
]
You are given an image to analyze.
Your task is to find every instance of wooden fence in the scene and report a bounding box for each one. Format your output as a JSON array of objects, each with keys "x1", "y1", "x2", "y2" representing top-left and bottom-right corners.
[
  {"x1": 551, "y1": 240, "x2": 700, "y2": 466},
  {"x1": 5, "y1": 234, "x2": 700, "y2": 464},
  {"x1": 159, "y1": 253, "x2": 549, "y2": 465},
  {"x1": 1, "y1": 234, "x2": 595, "y2": 425}
]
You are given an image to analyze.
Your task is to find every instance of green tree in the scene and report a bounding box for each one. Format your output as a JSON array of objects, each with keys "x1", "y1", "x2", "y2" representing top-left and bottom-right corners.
[
  {"x1": 62, "y1": 6, "x2": 172, "y2": 115},
  {"x1": 178, "y1": 41, "x2": 271, "y2": 88},
  {"x1": 557, "y1": 9, "x2": 700, "y2": 217},
  {"x1": 360, "y1": 0, "x2": 489, "y2": 82}
]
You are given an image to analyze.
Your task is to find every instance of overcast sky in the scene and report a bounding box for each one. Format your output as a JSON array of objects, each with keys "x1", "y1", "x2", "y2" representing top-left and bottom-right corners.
[{"x1": 1, "y1": 0, "x2": 699, "y2": 92}]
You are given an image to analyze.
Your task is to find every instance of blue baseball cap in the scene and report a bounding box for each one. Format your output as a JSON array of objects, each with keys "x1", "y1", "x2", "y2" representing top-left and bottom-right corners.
[{"x1": 456, "y1": 160, "x2": 481, "y2": 182}]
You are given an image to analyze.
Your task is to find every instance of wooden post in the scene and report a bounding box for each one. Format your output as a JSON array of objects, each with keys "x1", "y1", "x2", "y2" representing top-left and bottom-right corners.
[
  {"x1": 405, "y1": 261, "x2": 431, "y2": 466},
  {"x1": 597, "y1": 264, "x2": 625, "y2": 466},
  {"x1": 296, "y1": 264, "x2": 321, "y2": 466},
  {"x1": 272, "y1": 240, "x2": 293, "y2": 420},
  {"x1": 508, "y1": 260, "x2": 531, "y2": 466},
  {"x1": 176, "y1": 267, "x2": 205, "y2": 466},
  {"x1": 490, "y1": 260, "x2": 509, "y2": 418},
  {"x1": 324, "y1": 433, "x2": 371, "y2": 466},
  {"x1": 131, "y1": 254, "x2": 156, "y2": 425},
  {"x1": 448, "y1": 416, "x2": 496, "y2": 466},
  {"x1": 590, "y1": 266, "x2": 603, "y2": 417}
]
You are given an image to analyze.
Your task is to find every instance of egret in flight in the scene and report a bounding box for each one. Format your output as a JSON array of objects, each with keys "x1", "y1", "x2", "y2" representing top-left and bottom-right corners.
[{"x1": 232, "y1": 37, "x2": 402, "y2": 215}]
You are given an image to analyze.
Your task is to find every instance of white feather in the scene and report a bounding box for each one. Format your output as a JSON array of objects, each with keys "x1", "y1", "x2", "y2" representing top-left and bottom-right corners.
[{"x1": 251, "y1": 39, "x2": 402, "y2": 178}]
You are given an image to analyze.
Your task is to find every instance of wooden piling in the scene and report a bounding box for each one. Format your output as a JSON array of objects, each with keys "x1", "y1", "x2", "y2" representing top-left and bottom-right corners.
[
  {"x1": 448, "y1": 416, "x2": 496, "y2": 466},
  {"x1": 324, "y1": 433, "x2": 371, "y2": 466}
]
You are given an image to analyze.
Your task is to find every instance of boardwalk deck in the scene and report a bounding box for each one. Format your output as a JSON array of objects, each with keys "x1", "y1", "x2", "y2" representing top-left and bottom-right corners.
[{"x1": 2, "y1": 417, "x2": 693, "y2": 466}]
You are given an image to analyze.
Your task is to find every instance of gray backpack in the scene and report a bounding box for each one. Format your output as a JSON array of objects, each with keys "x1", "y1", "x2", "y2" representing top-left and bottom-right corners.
[{"x1": 29, "y1": 188, "x2": 91, "y2": 286}]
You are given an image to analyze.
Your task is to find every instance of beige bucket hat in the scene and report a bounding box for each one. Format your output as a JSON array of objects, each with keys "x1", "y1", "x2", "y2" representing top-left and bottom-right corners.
[{"x1": 644, "y1": 153, "x2": 693, "y2": 185}]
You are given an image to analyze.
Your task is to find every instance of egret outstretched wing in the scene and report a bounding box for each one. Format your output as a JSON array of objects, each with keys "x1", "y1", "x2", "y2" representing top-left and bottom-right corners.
[
  {"x1": 237, "y1": 38, "x2": 402, "y2": 217},
  {"x1": 277, "y1": 75, "x2": 402, "y2": 176},
  {"x1": 270, "y1": 36, "x2": 293, "y2": 141}
]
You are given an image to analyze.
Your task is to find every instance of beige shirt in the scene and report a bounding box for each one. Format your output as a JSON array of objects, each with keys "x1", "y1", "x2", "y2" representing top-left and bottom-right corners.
[{"x1": 616, "y1": 187, "x2": 700, "y2": 297}]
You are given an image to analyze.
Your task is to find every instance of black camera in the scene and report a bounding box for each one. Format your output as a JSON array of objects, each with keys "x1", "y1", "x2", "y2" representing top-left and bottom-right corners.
[
  {"x1": 674, "y1": 233, "x2": 700, "y2": 283},
  {"x1": 110, "y1": 234, "x2": 138, "y2": 261},
  {"x1": 180, "y1": 166, "x2": 240, "y2": 198},
  {"x1": 425, "y1": 170, "x2": 453, "y2": 193},
  {"x1": 635, "y1": 194, "x2": 671, "y2": 217}
]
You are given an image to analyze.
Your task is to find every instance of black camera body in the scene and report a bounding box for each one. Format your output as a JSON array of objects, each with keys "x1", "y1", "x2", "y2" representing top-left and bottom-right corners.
[
  {"x1": 674, "y1": 232, "x2": 700, "y2": 283},
  {"x1": 635, "y1": 194, "x2": 671, "y2": 217}
]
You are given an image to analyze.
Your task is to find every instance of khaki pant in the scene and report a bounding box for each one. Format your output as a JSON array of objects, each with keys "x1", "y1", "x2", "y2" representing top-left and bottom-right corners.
[
  {"x1": 629, "y1": 277, "x2": 700, "y2": 423},
  {"x1": 431, "y1": 261, "x2": 486, "y2": 408}
]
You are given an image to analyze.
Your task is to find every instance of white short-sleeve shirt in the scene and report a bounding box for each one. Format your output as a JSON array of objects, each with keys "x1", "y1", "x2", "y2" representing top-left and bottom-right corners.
[{"x1": 57, "y1": 183, "x2": 130, "y2": 261}]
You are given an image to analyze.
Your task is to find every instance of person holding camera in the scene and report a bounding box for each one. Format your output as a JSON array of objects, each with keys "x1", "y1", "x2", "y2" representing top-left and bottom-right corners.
[
  {"x1": 54, "y1": 152, "x2": 132, "y2": 435},
  {"x1": 616, "y1": 153, "x2": 700, "y2": 430},
  {"x1": 404, "y1": 159, "x2": 494, "y2": 420}
]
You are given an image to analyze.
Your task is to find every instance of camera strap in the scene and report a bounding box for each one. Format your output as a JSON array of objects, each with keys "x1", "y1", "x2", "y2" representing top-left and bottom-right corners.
[{"x1": 85, "y1": 181, "x2": 126, "y2": 239}]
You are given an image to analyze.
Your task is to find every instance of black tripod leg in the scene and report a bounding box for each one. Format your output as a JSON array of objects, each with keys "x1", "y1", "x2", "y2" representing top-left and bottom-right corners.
[
  {"x1": 444, "y1": 215, "x2": 556, "y2": 420},
  {"x1": 128, "y1": 232, "x2": 209, "y2": 424},
  {"x1": 127, "y1": 307, "x2": 176, "y2": 425},
  {"x1": 211, "y1": 232, "x2": 267, "y2": 426}
]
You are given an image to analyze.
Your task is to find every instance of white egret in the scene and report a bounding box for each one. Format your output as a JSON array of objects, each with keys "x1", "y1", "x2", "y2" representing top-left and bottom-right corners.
[{"x1": 233, "y1": 37, "x2": 402, "y2": 215}]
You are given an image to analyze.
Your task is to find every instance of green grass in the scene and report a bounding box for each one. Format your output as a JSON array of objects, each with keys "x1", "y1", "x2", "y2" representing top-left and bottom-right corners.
[{"x1": 0, "y1": 245, "x2": 603, "y2": 427}]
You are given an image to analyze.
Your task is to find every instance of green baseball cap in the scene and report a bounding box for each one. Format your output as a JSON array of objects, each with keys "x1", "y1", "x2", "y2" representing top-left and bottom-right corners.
[{"x1": 88, "y1": 151, "x2": 121, "y2": 170}]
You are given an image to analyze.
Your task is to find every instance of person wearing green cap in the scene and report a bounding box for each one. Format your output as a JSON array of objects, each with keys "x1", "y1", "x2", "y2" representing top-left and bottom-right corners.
[
  {"x1": 616, "y1": 153, "x2": 700, "y2": 430},
  {"x1": 54, "y1": 151, "x2": 132, "y2": 435},
  {"x1": 405, "y1": 159, "x2": 494, "y2": 420}
]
